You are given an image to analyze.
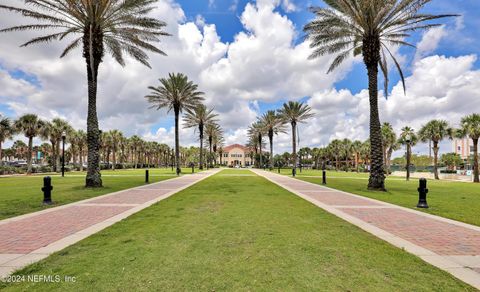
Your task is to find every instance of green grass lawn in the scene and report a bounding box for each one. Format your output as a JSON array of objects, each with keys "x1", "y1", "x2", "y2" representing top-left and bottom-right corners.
[
  {"x1": 1, "y1": 170, "x2": 474, "y2": 291},
  {"x1": 0, "y1": 168, "x2": 198, "y2": 220},
  {"x1": 274, "y1": 168, "x2": 480, "y2": 227}
]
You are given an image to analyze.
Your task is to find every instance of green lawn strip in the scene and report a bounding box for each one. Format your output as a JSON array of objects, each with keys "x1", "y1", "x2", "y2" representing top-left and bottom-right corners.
[
  {"x1": 0, "y1": 168, "x2": 197, "y2": 220},
  {"x1": 1, "y1": 170, "x2": 473, "y2": 291},
  {"x1": 282, "y1": 170, "x2": 480, "y2": 227}
]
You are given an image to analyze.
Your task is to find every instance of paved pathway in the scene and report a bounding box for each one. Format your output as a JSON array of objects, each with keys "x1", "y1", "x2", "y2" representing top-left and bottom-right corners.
[
  {"x1": 252, "y1": 169, "x2": 480, "y2": 289},
  {"x1": 0, "y1": 169, "x2": 220, "y2": 279}
]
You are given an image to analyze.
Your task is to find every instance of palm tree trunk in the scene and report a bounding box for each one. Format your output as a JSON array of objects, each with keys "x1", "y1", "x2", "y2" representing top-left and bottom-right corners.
[
  {"x1": 364, "y1": 38, "x2": 386, "y2": 191},
  {"x1": 27, "y1": 136, "x2": 33, "y2": 174},
  {"x1": 0, "y1": 142, "x2": 3, "y2": 166},
  {"x1": 433, "y1": 141, "x2": 439, "y2": 180},
  {"x1": 56, "y1": 140, "x2": 61, "y2": 172},
  {"x1": 79, "y1": 148, "x2": 84, "y2": 171},
  {"x1": 199, "y1": 124, "x2": 204, "y2": 170},
  {"x1": 291, "y1": 122, "x2": 297, "y2": 175},
  {"x1": 112, "y1": 148, "x2": 116, "y2": 171},
  {"x1": 269, "y1": 132, "x2": 274, "y2": 169},
  {"x1": 175, "y1": 109, "x2": 181, "y2": 175},
  {"x1": 209, "y1": 137, "x2": 213, "y2": 168},
  {"x1": 473, "y1": 138, "x2": 479, "y2": 183},
  {"x1": 259, "y1": 134, "x2": 263, "y2": 168}
]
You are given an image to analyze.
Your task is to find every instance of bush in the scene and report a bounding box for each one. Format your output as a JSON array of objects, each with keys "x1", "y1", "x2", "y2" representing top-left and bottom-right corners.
[
  {"x1": 440, "y1": 169, "x2": 457, "y2": 174},
  {"x1": 0, "y1": 165, "x2": 25, "y2": 175}
]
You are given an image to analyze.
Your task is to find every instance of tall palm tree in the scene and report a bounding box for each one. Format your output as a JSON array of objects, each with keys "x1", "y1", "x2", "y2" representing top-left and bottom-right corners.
[
  {"x1": 398, "y1": 126, "x2": 417, "y2": 181},
  {"x1": 14, "y1": 114, "x2": 45, "y2": 173},
  {"x1": 351, "y1": 140, "x2": 363, "y2": 172},
  {"x1": 0, "y1": 115, "x2": 15, "y2": 165},
  {"x1": 418, "y1": 120, "x2": 452, "y2": 180},
  {"x1": 1, "y1": 0, "x2": 170, "y2": 187},
  {"x1": 328, "y1": 139, "x2": 343, "y2": 171},
  {"x1": 183, "y1": 104, "x2": 218, "y2": 170},
  {"x1": 146, "y1": 73, "x2": 204, "y2": 175},
  {"x1": 129, "y1": 135, "x2": 142, "y2": 168},
  {"x1": 304, "y1": 0, "x2": 456, "y2": 190},
  {"x1": 457, "y1": 114, "x2": 480, "y2": 183},
  {"x1": 278, "y1": 101, "x2": 314, "y2": 176},
  {"x1": 44, "y1": 118, "x2": 73, "y2": 172},
  {"x1": 69, "y1": 130, "x2": 87, "y2": 171},
  {"x1": 259, "y1": 110, "x2": 287, "y2": 169}
]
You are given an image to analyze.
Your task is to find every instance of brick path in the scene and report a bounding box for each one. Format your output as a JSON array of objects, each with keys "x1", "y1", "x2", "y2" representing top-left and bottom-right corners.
[
  {"x1": 0, "y1": 169, "x2": 219, "y2": 279},
  {"x1": 253, "y1": 169, "x2": 480, "y2": 289}
]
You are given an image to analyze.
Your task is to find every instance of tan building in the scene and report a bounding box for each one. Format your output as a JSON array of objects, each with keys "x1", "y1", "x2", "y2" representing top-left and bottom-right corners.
[
  {"x1": 222, "y1": 144, "x2": 254, "y2": 167},
  {"x1": 453, "y1": 138, "x2": 473, "y2": 159}
]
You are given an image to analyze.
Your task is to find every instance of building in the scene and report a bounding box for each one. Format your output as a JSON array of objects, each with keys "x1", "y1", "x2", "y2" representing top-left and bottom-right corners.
[
  {"x1": 221, "y1": 144, "x2": 254, "y2": 167},
  {"x1": 452, "y1": 138, "x2": 473, "y2": 159}
]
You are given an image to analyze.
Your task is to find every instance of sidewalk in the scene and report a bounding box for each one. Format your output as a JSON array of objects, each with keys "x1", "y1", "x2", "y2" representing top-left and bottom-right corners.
[
  {"x1": 0, "y1": 169, "x2": 220, "y2": 279},
  {"x1": 252, "y1": 169, "x2": 480, "y2": 289}
]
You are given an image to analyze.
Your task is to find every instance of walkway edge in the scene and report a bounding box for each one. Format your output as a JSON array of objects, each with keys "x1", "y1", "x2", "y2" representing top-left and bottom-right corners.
[
  {"x1": 252, "y1": 169, "x2": 480, "y2": 290},
  {"x1": 0, "y1": 169, "x2": 221, "y2": 279}
]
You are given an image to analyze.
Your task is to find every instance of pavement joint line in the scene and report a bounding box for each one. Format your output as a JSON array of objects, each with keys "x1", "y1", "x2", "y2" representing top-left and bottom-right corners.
[
  {"x1": 252, "y1": 169, "x2": 480, "y2": 290},
  {"x1": 0, "y1": 169, "x2": 221, "y2": 279},
  {"x1": 0, "y1": 172, "x2": 197, "y2": 226},
  {"x1": 332, "y1": 205, "x2": 397, "y2": 209}
]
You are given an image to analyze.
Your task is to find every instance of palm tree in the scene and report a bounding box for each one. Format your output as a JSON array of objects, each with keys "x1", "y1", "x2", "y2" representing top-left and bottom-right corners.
[
  {"x1": 259, "y1": 110, "x2": 287, "y2": 169},
  {"x1": 14, "y1": 114, "x2": 45, "y2": 173},
  {"x1": 204, "y1": 122, "x2": 222, "y2": 168},
  {"x1": 0, "y1": 115, "x2": 15, "y2": 165},
  {"x1": 381, "y1": 123, "x2": 398, "y2": 175},
  {"x1": 129, "y1": 135, "x2": 143, "y2": 169},
  {"x1": 418, "y1": 120, "x2": 452, "y2": 180},
  {"x1": 351, "y1": 140, "x2": 363, "y2": 172},
  {"x1": 328, "y1": 139, "x2": 343, "y2": 171},
  {"x1": 70, "y1": 130, "x2": 87, "y2": 171},
  {"x1": 183, "y1": 105, "x2": 218, "y2": 170},
  {"x1": 146, "y1": 73, "x2": 204, "y2": 175},
  {"x1": 457, "y1": 114, "x2": 480, "y2": 183},
  {"x1": 107, "y1": 130, "x2": 123, "y2": 170},
  {"x1": 1, "y1": 0, "x2": 170, "y2": 187},
  {"x1": 42, "y1": 118, "x2": 73, "y2": 172},
  {"x1": 248, "y1": 122, "x2": 266, "y2": 168},
  {"x1": 278, "y1": 101, "x2": 314, "y2": 176},
  {"x1": 398, "y1": 126, "x2": 417, "y2": 181},
  {"x1": 304, "y1": 1, "x2": 455, "y2": 190}
]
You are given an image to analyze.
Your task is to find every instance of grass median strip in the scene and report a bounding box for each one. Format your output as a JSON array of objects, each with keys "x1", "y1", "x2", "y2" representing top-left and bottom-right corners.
[
  {"x1": 0, "y1": 169, "x2": 473, "y2": 291},
  {"x1": 0, "y1": 168, "x2": 198, "y2": 220}
]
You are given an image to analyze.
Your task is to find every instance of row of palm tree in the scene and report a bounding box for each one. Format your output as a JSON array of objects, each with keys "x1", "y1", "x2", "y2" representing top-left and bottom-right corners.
[
  {"x1": 248, "y1": 101, "x2": 314, "y2": 175},
  {"x1": 145, "y1": 73, "x2": 224, "y2": 174}
]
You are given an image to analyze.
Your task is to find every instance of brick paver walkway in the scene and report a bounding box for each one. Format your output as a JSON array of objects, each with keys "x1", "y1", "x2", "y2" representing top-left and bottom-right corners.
[
  {"x1": 253, "y1": 169, "x2": 480, "y2": 289},
  {"x1": 0, "y1": 169, "x2": 219, "y2": 278}
]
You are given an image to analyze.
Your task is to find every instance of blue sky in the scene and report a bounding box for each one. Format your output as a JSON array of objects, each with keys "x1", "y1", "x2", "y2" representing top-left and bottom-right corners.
[{"x1": 1, "y1": 0, "x2": 480, "y2": 153}]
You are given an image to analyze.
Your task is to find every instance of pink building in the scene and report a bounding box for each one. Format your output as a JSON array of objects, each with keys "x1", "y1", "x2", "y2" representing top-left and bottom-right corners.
[{"x1": 452, "y1": 138, "x2": 473, "y2": 159}]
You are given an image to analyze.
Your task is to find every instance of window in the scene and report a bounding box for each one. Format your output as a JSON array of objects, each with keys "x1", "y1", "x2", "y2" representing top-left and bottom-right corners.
[{"x1": 224, "y1": 153, "x2": 228, "y2": 157}]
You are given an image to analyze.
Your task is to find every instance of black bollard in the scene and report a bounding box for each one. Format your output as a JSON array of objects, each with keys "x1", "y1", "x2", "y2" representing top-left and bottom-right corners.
[
  {"x1": 417, "y1": 178, "x2": 429, "y2": 208},
  {"x1": 292, "y1": 168, "x2": 296, "y2": 177},
  {"x1": 145, "y1": 169, "x2": 149, "y2": 183},
  {"x1": 322, "y1": 170, "x2": 327, "y2": 185},
  {"x1": 278, "y1": 166, "x2": 280, "y2": 173},
  {"x1": 42, "y1": 176, "x2": 53, "y2": 205},
  {"x1": 176, "y1": 167, "x2": 181, "y2": 176},
  {"x1": 192, "y1": 164, "x2": 194, "y2": 174}
]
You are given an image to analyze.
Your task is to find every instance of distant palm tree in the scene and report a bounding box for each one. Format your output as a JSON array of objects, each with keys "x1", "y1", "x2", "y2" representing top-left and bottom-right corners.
[
  {"x1": 107, "y1": 130, "x2": 123, "y2": 171},
  {"x1": 128, "y1": 135, "x2": 143, "y2": 169},
  {"x1": 248, "y1": 122, "x2": 266, "y2": 168},
  {"x1": 204, "y1": 122, "x2": 222, "y2": 168},
  {"x1": 146, "y1": 73, "x2": 204, "y2": 175},
  {"x1": 278, "y1": 101, "x2": 314, "y2": 176},
  {"x1": 1, "y1": 0, "x2": 170, "y2": 187},
  {"x1": 328, "y1": 139, "x2": 343, "y2": 171},
  {"x1": 184, "y1": 105, "x2": 218, "y2": 170},
  {"x1": 398, "y1": 126, "x2": 417, "y2": 181},
  {"x1": 69, "y1": 130, "x2": 87, "y2": 171},
  {"x1": 259, "y1": 110, "x2": 286, "y2": 169},
  {"x1": 14, "y1": 114, "x2": 45, "y2": 173},
  {"x1": 304, "y1": 0, "x2": 456, "y2": 190},
  {"x1": 418, "y1": 120, "x2": 452, "y2": 180},
  {"x1": 42, "y1": 118, "x2": 73, "y2": 172},
  {"x1": 457, "y1": 114, "x2": 480, "y2": 183},
  {"x1": 381, "y1": 123, "x2": 398, "y2": 175},
  {"x1": 351, "y1": 140, "x2": 363, "y2": 172},
  {"x1": 0, "y1": 115, "x2": 15, "y2": 165}
]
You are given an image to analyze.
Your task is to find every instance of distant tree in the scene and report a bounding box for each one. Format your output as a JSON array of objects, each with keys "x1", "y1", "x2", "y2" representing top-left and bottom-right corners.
[
  {"x1": 0, "y1": 115, "x2": 15, "y2": 165},
  {"x1": 398, "y1": 126, "x2": 418, "y2": 181},
  {"x1": 441, "y1": 153, "x2": 463, "y2": 171},
  {"x1": 381, "y1": 123, "x2": 399, "y2": 175},
  {"x1": 14, "y1": 114, "x2": 45, "y2": 173},
  {"x1": 259, "y1": 110, "x2": 286, "y2": 169},
  {"x1": 278, "y1": 101, "x2": 314, "y2": 176},
  {"x1": 457, "y1": 113, "x2": 480, "y2": 182},
  {"x1": 418, "y1": 120, "x2": 452, "y2": 180}
]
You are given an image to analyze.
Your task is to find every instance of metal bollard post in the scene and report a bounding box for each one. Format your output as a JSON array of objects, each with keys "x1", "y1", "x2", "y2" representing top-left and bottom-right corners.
[
  {"x1": 417, "y1": 178, "x2": 429, "y2": 208},
  {"x1": 192, "y1": 164, "x2": 194, "y2": 174},
  {"x1": 278, "y1": 166, "x2": 280, "y2": 173},
  {"x1": 292, "y1": 168, "x2": 296, "y2": 177},
  {"x1": 42, "y1": 176, "x2": 53, "y2": 205},
  {"x1": 322, "y1": 170, "x2": 327, "y2": 185},
  {"x1": 145, "y1": 169, "x2": 149, "y2": 183}
]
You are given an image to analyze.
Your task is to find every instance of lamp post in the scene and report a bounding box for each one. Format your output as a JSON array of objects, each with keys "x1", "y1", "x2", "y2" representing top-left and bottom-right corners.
[
  {"x1": 61, "y1": 131, "x2": 66, "y2": 177},
  {"x1": 405, "y1": 134, "x2": 411, "y2": 181}
]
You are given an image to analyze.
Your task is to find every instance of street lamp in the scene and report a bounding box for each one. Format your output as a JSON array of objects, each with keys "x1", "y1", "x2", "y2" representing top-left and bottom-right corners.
[
  {"x1": 61, "y1": 131, "x2": 66, "y2": 177},
  {"x1": 405, "y1": 134, "x2": 411, "y2": 181}
]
